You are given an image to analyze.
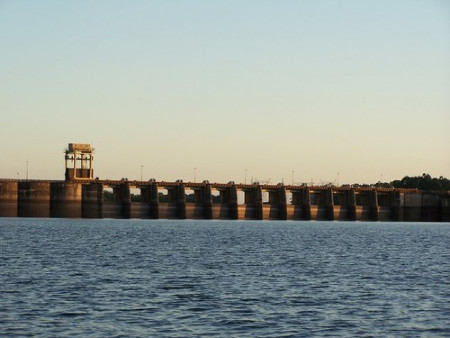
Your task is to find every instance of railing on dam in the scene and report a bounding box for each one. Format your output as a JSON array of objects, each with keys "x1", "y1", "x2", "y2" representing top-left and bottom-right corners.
[{"x1": 0, "y1": 178, "x2": 448, "y2": 222}]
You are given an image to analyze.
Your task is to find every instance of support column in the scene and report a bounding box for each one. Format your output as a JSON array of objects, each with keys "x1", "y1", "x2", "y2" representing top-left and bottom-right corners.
[
  {"x1": 202, "y1": 184, "x2": 213, "y2": 219},
  {"x1": 441, "y1": 194, "x2": 450, "y2": 222},
  {"x1": 278, "y1": 186, "x2": 287, "y2": 220},
  {"x1": 346, "y1": 189, "x2": 357, "y2": 221},
  {"x1": 50, "y1": 182, "x2": 82, "y2": 218},
  {"x1": 422, "y1": 193, "x2": 442, "y2": 222},
  {"x1": 18, "y1": 181, "x2": 51, "y2": 218},
  {"x1": 82, "y1": 183, "x2": 103, "y2": 218},
  {"x1": 177, "y1": 183, "x2": 186, "y2": 219},
  {"x1": 369, "y1": 190, "x2": 379, "y2": 221},
  {"x1": 150, "y1": 183, "x2": 159, "y2": 219},
  {"x1": 404, "y1": 192, "x2": 422, "y2": 221},
  {"x1": 228, "y1": 185, "x2": 238, "y2": 219},
  {"x1": 89, "y1": 154, "x2": 94, "y2": 179},
  {"x1": 325, "y1": 188, "x2": 334, "y2": 221},
  {"x1": 139, "y1": 186, "x2": 151, "y2": 218},
  {"x1": 390, "y1": 191, "x2": 402, "y2": 221},
  {"x1": 302, "y1": 188, "x2": 311, "y2": 220},
  {"x1": 121, "y1": 182, "x2": 131, "y2": 219},
  {"x1": 73, "y1": 151, "x2": 77, "y2": 179},
  {"x1": 0, "y1": 181, "x2": 18, "y2": 217},
  {"x1": 65, "y1": 155, "x2": 68, "y2": 178},
  {"x1": 253, "y1": 186, "x2": 263, "y2": 220}
]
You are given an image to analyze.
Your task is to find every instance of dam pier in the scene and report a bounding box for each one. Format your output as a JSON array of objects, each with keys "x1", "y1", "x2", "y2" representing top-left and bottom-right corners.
[{"x1": 0, "y1": 144, "x2": 448, "y2": 222}]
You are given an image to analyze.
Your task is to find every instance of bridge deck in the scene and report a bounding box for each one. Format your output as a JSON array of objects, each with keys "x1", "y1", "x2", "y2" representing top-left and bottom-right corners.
[{"x1": 0, "y1": 178, "x2": 418, "y2": 193}]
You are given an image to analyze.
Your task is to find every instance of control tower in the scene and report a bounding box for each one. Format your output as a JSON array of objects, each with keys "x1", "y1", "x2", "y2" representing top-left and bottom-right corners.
[{"x1": 65, "y1": 143, "x2": 94, "y2": 180}]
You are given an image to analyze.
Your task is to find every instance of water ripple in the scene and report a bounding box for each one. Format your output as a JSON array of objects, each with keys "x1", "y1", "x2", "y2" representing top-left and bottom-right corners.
[{"x1": 1, "y1": 219, "x2": 449, "y2": 336}]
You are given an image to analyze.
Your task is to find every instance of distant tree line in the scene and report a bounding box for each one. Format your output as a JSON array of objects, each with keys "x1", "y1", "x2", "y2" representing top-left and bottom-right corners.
[
  {"x1": 390, "y1": 173, "x2": 450, "y2": 192},
  {"x1": 354, "y1": 174, "x2": 449, "y2": 192}
]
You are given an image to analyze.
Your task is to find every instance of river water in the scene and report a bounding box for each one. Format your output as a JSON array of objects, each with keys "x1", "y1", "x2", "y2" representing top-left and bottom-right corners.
[{"x1": 1, "y1": 219, "x2": 449, "y2": 337}]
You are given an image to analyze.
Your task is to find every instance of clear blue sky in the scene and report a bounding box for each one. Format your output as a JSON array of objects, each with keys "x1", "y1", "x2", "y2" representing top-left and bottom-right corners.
[{"x1": 1, "y1": 0, "x2": 449, "y2": 184}]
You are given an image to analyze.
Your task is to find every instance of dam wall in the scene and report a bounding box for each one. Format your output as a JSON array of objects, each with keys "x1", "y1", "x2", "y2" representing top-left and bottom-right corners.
[
  {"x1": 18, "y1": 181, "x2": 51, "y2": 218},
  {"x1": 50, "y1": 182, "x2": 82, "y2": 218},
  {"x1": 0, "y1": 181, "x2": 18, "y2": 217},
  {"x1": 82, "y1": 183, "x2": 103, "y2": 218},
  {"x1": 0, "y1": 179, "x2": 448, "y2": 222}
]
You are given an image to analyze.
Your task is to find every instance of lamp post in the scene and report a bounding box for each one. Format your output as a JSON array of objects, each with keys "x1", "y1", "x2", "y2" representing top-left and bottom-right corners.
[{"x1": 292, "y1": 170, "x2": 295, "y2": 185}]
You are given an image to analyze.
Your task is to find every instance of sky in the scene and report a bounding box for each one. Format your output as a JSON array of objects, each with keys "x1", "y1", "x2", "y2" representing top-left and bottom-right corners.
[{"x1": 0, "y1": 0, "x2": 449, "y2": 185}]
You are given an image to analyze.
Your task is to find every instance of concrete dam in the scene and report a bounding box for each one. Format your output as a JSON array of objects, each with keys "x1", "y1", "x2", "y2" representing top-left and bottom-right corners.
[
  {"x1": 0, "y1": 144, "x2": 448, "y2": 222},
  {"x1": 0, "y1": 178, "x2": 449, "y2": 222}
]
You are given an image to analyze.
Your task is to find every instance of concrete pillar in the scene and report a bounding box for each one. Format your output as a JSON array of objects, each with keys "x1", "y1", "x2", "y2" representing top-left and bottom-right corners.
[
  {"x1": 89, "y1": 153, "x2": 93, "y2": 179},
  {"x1": 120, "y1": 182, "x2": 131, "y2": 219},
  {"x1": 253, "y1": 186, "x2": 263, "y2": 220},
  {"x1": 369, "y1": 190, "x2": 379, "y2": 221},
  {"x1": 177, "y1": 183, "x2": 186, "y2": 219},
  {"x1": 422, "y1": 193, "x2": 442, "y2": 222},
  {"x1": 149, "y1": 183, "x2": 159, "y2": 219},
  {"x1": 18, "y1": 181, "x2": 51, "y2": 218},
  {"x1": 325, "y1": 188, "x2": 334, "y2": 221},
  {"x1": 302, "y1": 188, "x2": 312, "y2": 220},
  {"x1": 346, "y1": 189, "x2": 357, "y2": 221},
  {"x1": 202, "y1": 184, "x2": 213, "y2": 219},
  {"x1": 441, "y1": 194, "x2": 450, "y2": 222},
  {"x1": 82, "y1": 183, "x2": 103, "y2": 218},
  {"x1": 73, "y1": 151, "x2": 77, "y2": 179},
  {"x1": 404, "y1": 193, "x2": 422, "y2": 221},
  {"x1": 50, "y1": 182, "x2": 82, "y2": 218},
  {"x1": 0, "y1": 181, "x2": 18, "y2": 217},
  {"x1": 278, "y1": 186, "x2": 288, "y2": 220},
  {"x1": 390, "y1": 191, "x2": 402, "y2": 221},
  {"x1": 228, "y1": 185, "x2": 238, "y2": 219}
]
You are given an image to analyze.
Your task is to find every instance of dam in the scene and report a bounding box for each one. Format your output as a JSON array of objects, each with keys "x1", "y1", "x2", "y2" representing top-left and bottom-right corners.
[{"x1": 0, "y1": 144, "x2": 448, "y2": 222}]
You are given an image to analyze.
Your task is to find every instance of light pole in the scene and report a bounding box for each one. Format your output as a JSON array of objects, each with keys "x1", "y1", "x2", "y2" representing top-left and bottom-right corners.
[
  {"x1": 292, "y1": 170, "x2": 295, "y2": 185},
  {"x1": 337, "y1": 172, "x2": 340, "y2": 187},
  {"x1": 16, "y1": 172, "x2": 19, "y2": 180}
]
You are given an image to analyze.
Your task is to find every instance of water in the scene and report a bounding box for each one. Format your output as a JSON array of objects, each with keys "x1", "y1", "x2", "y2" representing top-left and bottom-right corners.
[{"x1": 1, "y1": 219, "x2": 449, "y2": 337}]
